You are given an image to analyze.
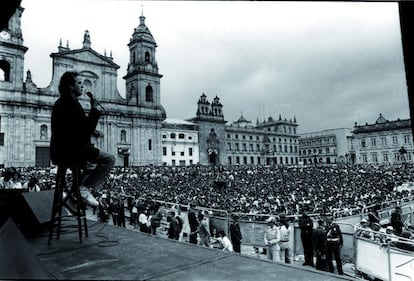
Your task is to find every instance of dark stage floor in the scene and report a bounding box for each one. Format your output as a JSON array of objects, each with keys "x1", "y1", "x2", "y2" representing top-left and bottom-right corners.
[{"x1": 16, "y1": 217, "x2": 357, "y2": 281}]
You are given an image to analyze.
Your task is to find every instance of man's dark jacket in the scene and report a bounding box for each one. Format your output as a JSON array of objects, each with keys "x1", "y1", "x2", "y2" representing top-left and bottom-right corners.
[{"x1": 50, "y1": 94, "x2": 100, "y2": 166}]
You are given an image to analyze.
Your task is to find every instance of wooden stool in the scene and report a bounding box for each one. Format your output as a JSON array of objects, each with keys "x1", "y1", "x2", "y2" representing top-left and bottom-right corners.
[{"x1": 48, "y1": 165, "x2": 88, "y2": 244}]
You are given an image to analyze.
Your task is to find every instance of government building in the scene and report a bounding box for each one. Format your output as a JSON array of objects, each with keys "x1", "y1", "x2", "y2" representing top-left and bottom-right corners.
[
  {"x1": 352, "y1": 113, "x2": 413, "y2": 165},
  {"x1": 299, "y1": 128, "x2": 353, "y2": 165},
  {"x1": 298, "y1": 114, "x2": 413, "y2": 166}
]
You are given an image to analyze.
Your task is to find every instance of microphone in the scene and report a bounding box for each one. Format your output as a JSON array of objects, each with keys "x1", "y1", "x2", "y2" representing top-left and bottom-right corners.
[
  {"x1": 86, "y1": 92, "x2": 105, "y2": 111},
  {"x1": 86, "y1": 91, "x2": 94, "y2": 100}
]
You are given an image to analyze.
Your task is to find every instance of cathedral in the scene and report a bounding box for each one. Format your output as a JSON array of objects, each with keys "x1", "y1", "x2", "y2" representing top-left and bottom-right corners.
[{"x1": 0, "y1": 6, "x2": 165, "y2": 167}]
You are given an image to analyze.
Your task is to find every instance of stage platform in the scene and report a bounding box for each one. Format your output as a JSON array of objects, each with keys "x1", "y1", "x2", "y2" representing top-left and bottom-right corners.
[{"x1": 20, "y1": 217, "x2": 357, "y2": 281}]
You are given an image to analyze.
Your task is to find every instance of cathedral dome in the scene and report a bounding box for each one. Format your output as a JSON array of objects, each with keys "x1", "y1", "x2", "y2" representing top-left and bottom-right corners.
[{"x1": 131, "y1": 15, "x2": 155, "y2": 43}]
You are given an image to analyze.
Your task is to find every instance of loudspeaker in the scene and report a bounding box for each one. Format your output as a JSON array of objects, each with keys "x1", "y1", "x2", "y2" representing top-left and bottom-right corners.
[
  {"x1": 0, "y1": 218, "x2": 51, "y2": 279},
  {"x1": 21, "y1": 190, "x2": 54, "y2": 224},
  {"x1": 0, "y1": 190, "x2": 54, "y2": 237}
]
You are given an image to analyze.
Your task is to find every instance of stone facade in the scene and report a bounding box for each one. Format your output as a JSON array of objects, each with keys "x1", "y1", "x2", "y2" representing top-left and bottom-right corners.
[
  {"x1": 352, "y1": 113, "x2": 413, "y2": 165},
  {"x1": 299, "y1": 128, "x2": 353, "y2": 165},
  {"x1": 0, "y1": 7, "x2": 165, "y2": 167},
  {"x1": 188, "y1": 94, "x2": 300, "y2": 166}
]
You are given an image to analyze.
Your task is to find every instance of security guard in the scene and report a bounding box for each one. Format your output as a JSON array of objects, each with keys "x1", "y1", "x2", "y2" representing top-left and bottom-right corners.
[{"x1": 325, "y1": 215, "x2": 344, "y2": 275}]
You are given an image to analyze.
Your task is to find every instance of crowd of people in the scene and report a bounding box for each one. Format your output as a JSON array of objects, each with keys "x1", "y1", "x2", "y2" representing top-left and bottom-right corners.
[
  {"x1": 1, "y1": 163, "x2": 414, "y2": 218},
  {"x1": 104, "y1": 164, "x2": 414, "y2": 217}
]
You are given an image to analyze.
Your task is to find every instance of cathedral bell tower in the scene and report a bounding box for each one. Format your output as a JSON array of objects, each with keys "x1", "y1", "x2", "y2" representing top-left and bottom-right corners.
[
  {"x1": 0, "y1": 6, "x2": 27, "y2": 92},
  {"x1": 123, "y1": 11, "x2": 165, "y2": 120}
]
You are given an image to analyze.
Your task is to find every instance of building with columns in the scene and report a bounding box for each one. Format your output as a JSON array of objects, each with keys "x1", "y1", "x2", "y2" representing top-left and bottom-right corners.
[{"x1": 0, "y1": 6, "x2": 165, "y2": 167}]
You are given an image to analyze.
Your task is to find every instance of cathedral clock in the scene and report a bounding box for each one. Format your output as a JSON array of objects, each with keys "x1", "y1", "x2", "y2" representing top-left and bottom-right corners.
[{"x1": 0, "y1": 30, "x2": 11, "y2": 40}]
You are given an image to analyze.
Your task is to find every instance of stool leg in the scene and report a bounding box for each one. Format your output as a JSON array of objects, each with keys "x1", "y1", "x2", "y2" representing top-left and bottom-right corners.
[
  {"x1": 83, "y1": 207, "x2": 89, "y2": 238},
  {"x1": 48, "y1": 180, "x2": 60, "y2": 244},
  {"x1": 72, "y1": 166, "x2": 89, "y2": 242},
  {"x1": 48, "y1": 167, "x2": 66, "y2": 244},
  {"x1": 56, "y1": 171, "x2": 66, "y2": 240}
]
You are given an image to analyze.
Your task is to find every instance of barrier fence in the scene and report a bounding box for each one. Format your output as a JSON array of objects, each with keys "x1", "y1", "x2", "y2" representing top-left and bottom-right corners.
[
  {"x1": 354, "y1": 227, "x2": 414, "y2": 281},
  {"x1": 123, "y1": 197, "x2": 414, "y2": 265}
]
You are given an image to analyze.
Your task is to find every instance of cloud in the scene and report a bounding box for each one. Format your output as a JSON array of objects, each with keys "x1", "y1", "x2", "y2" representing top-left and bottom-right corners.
[{"x1": 21, "y1": 0, "x2": 409, "y2": 134}]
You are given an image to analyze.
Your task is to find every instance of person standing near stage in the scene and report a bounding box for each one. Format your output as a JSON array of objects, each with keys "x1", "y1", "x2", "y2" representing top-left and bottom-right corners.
[
  {"x1": 197, "y1": 212, "x2": 211, "y2": 247},
  {"x1": 313, "y1": 219, "x2": 328, "y2": 272},
  {"x1": 167, "y1": 211, "x2": 180, "y2": 240},
  {"x1": 264, "y1": 216, "x2": 281, "y2": 262},
  {"x1": 150, "y1": 203, "x2": 162, "y2": 235},
  {"x1": 109, "y1": 195, "x2": 120, "y2": 226},
  {"x1": 50, "y1": 71, "x2": 115, "y2": 207},
  {"x1": 298, "y1": 211, "x2": 314, "y2": 267},
  {"x1": 130, "y1": 199, "x2": 138, "y2": 229},
  {"x1": 230, "y1": 215, "x2": 243, "y2": 253},
  {"x1": 139, "y1": 207, "x2": 150, "y2": 233},
  {"x1": 188, "y1": 203, "x2": 199, "y2": 244},
  {"x1": 326, "y1": 215, "x2": 344, "y2": 275},
  {"x1": 391, "y1": 206, "x2": 404, "y2": 236},
  {"x1": 279, "y1": 214, "x2": 292, "y2": 264}
]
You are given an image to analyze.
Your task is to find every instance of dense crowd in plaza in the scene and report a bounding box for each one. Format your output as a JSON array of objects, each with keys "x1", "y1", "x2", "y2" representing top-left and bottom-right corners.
[
  {"x1": 1, "y1": 163, "x2": 414, "y2": 218},
  {"x1": 103, "y1": 163, "x2": 414, "y2": 218}
]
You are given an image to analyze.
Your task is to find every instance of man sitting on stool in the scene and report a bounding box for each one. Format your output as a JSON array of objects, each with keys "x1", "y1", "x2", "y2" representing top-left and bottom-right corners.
[{"x1": 50, "y1": 71, "x2": 115, "y2": 207}]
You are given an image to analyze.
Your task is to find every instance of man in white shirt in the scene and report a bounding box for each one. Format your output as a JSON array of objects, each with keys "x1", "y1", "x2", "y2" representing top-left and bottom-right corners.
[
  {"x1": 139, "y1": 208, "x2": 150, "y2": 233},
  {"x1": 216, "y1": 230, "x2": 234, "y2": 252}
]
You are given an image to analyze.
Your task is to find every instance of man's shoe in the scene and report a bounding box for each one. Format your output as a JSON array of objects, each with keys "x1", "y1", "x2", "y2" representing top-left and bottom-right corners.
[
  {"x1": 64, "y1": 196, "x2": 78, "y2": 214},
  {"x1": 79, "y1": 186, "x2": 99, "y2": 207}
]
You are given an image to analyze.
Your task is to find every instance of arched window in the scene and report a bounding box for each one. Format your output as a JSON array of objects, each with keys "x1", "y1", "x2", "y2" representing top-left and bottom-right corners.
[
  {"x1": 145, "y1": 85, "x2": 153, "y2": 102},
  {"x1": 0, "y1": 60, "x2": 11, "y2": 81},
  {"x1": 40, "y1": 125, "x2": 48, "y2": 140},
  {"x1": 145, "y1": 51, "x2": 150, "y2": 62},
  {"x1": 121, "y1": 130, "x2": 126, "y2": 143},
  {"x1": 83, "y1": 79, "x2": 92, "y2": 94}
]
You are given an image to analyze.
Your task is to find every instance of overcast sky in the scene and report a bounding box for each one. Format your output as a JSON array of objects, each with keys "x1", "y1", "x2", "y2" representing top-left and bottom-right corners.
[{"x1": 20, "y1": 0, "x2": 409, "y2": 134}]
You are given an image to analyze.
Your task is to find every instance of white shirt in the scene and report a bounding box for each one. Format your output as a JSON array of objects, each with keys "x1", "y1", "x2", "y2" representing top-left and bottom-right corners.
[
  {"x1": 139, "y1": 213, "x2": 148, "y2": 225},
  {"x1": 279, "y1": 225, "x2": 290, "y2": 242},
  {"x1": 218, "y1": 236, "x2": 234, "y2": 252}
]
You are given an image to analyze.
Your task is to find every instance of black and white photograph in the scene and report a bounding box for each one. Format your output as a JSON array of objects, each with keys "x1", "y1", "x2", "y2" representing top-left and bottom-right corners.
[{"x1": 0, "y1": 0, "x2": 414, "y2": 280}]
